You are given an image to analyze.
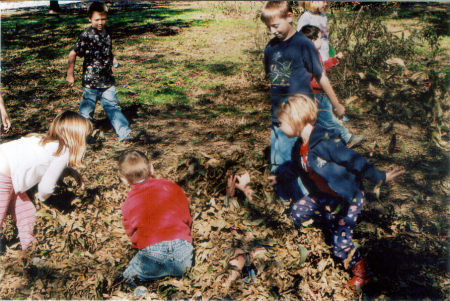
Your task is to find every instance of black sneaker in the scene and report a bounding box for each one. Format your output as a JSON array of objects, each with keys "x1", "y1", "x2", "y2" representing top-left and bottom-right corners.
[
  {"x1": 87, "y1": 129, "x2": 103, "y2": 143},
  {"x1": 112, "y1": 274, "x2": 137, "y2": 292},
  {"x1": 87, "y1": 129, "x2": 103, "y2": 150}
]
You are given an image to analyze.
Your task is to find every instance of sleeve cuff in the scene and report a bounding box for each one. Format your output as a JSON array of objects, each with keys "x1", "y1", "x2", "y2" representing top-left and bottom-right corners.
[{"x1": 37, "y1": 192, "x2": 50, "y2": 202}]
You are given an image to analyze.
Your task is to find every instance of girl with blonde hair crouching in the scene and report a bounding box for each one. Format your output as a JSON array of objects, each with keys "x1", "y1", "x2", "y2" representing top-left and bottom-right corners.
[{"x1": 0, "y1": 111, "x2": 92, "y2": 253}]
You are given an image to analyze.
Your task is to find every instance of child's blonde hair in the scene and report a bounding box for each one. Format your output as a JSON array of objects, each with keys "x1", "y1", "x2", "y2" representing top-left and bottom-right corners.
[
  {"x1": 276, "y1": 94, "x2": 318, "y2": 136},
  {"x1": 260, "y1": 1, "x2": 293, "y2": 24},
  {"x1": 39, "y1": 111, "x2": 92, "y2": 168},
  {"x1": 300, "y1": 1, "x2": 325, "y2": 14},
  {"x1": 118, "y1": 150, "x2": 152, "y2": 184}
]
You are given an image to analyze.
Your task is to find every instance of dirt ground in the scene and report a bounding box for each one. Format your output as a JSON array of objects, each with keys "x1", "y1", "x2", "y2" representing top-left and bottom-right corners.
[{"x1": 0, "y1": 1, "x2": 448, "y2": 300}]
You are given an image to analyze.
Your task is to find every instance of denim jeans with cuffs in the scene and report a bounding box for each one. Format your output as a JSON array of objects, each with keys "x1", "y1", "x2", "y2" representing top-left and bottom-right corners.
[
  {"x1": 122, "y1": 239, "x2": 193, "y2": 284},
  {"x1": 315, "y1": 93, "x2": 352, "y2": 143},
  {"x1": 80, "y1": 86, "x2": 131, "y2": 141},
  {"x1": 271, "y1": 124, "x2": 308, "y2": 204}
]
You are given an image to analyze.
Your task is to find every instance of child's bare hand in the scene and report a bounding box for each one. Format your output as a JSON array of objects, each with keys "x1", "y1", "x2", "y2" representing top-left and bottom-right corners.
[
  {"x1": 66, "y1": 74, "x2": 74, "y2": 86},
  {"x1": 227, "y1": 172, "x2": 253, "y2": 200},
  {"x1": 113, "y1": 57, "x2": 119, "y2": 68},
  {"x1": 235, "y1": 171, "x2": 253, "y2": 201},
  {"x1": 226, "y1": 175, "x2": 236, "y2": 197},
  {"x1": 385, "y1": 168, "x2": 405, "y2": 183},
  {"x1": 77, "y1": 176, "x2": 85, "y2": 190},
  {"x1": 2, "y1": 114, "x2": 11, "y2": 132},
  {"x1": 268, "y1": 175, "x2": 277, "y2": 186},
  {"x1": 334, "y1": 103, "x2": 346, "y2": 118},
  {"x1": 235, "y1": 172, "x2": 250, "y2": 191},
  {"x1": 336, "y1": 52, "x2": 344, "y2": 59}
]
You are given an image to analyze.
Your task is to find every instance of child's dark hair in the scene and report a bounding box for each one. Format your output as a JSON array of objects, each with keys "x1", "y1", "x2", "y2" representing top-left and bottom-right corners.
[
  {"x1": 118, "y1": 150, "x2": 152, "y2": 184},
  {"x1": 300, "y1": 25, "x2": 320, "y2": 41},
  {"x1": 88, "y1": 2, "x2": 108, "y2": 18}
]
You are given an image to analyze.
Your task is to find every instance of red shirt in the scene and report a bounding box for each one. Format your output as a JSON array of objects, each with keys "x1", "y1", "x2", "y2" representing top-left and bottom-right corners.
[
  {"x1": 121, "y1": 178, "x2": 192, "y2": 249},
  {"x1": 300, "y1": 139, "x2": 338, "y2": 197},
  {"x1": 311, "y1": 55, "x2": 340, "y2": 93}
]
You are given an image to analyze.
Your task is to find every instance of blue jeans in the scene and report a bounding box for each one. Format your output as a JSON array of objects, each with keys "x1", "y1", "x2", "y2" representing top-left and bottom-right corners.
[
  {"x1": 271, "y1": 125, "x2": 307, "y2": 203},
  {"x1": 80, "y1": 86, "x2": 131, "y2": 141},
  {"x1": 315, "y1": 94, "x2": 352, "y2": 143},
  {"x1": 123, "y1": 239, "x2": 193, "y2": 282}
]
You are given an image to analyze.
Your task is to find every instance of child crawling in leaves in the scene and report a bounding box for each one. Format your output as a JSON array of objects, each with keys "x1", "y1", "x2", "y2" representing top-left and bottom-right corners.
[
  {"x1": 268, "y1": 94, "x2": 404, "y2": 288},
  {"x1": 116, "y1": 150, "x2": 193, "y2": 296}
]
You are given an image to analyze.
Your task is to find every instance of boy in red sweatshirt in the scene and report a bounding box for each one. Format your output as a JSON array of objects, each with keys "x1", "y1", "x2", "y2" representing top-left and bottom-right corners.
[{"x1": 118, "y1": 150, "x2": 193, "y2": 289}]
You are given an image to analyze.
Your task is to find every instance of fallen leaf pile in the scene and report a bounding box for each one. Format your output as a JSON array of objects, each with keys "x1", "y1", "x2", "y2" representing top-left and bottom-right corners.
[{"x1": 0, "y1": 148, "x2": 360, "y2": 300}]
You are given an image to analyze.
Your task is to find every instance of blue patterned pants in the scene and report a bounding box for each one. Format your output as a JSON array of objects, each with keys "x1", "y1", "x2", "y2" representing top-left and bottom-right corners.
[{"x1": 291, "y1": 191, "x2": 364, "y2": 268}]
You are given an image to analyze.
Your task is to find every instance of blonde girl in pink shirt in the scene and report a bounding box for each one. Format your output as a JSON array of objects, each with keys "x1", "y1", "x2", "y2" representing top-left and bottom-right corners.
[{"x1": 0, "y1": 111, "x2": 92, "y2": 253}]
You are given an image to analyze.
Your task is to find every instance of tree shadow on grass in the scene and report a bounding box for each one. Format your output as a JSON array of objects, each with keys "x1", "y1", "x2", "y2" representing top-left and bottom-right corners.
[
  {"x1": 184, "y1": 61, "x2": 241, "y2": 77},
  {"x1": 1, "y1": 4, "x2": 201, "y2": 51},
  {"x1": 1, "y1": 2, "x2": 207, "y2": 135},
  {"x1": 358, "y1": 143, "x2": 448, "y2": 232}
]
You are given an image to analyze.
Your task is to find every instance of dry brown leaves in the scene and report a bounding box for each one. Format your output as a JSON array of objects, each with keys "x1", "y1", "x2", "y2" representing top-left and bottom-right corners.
[
  {"x1": 0, "y1": 147, "x2": 360, "y2": 300},
  {"x1": 167, "y1": 149, "x2": 357, "y2": 300}
]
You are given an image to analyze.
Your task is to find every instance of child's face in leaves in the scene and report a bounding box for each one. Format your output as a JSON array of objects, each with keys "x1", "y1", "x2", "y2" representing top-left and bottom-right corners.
[{"x1": 311, "y1": 1, "x2": 328, "y2": 14}]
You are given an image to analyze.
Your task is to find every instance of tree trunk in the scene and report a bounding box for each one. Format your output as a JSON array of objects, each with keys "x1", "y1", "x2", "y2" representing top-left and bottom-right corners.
[{"x1": 49, "y1": 0, "x2": 60, "y2": 12}]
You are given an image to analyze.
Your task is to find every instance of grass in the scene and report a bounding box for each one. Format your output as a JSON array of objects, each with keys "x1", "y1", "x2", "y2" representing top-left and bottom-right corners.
[
  {"x1": 111, "y1": 12, "x2": 262, "y2": 109},
  {"x1": 1, "y1": 3, "x2": 234, "y2": 110}
]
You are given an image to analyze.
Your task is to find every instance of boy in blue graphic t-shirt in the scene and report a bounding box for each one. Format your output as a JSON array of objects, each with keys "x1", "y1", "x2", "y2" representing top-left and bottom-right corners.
[{"x1": 261, "y1": 1, "x2": 346, "y2": 204}]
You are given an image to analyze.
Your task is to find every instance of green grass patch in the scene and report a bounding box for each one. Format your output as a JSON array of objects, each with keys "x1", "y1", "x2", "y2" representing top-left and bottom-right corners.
[
  {"x1": 439, "y1": 36, "x2": 450, "y2": 53},
  {"x1": 208, "y1": 104, "x2": 240, "y2": 119},
  {"x1": 123, "y1": 38, "x2": 141, "y2": 46},
  {"x1": 201, "y1": 81, "x2": 224, "y2": 90},
  {"x1": 119, "y1": 84, "x2": 189, "y2": 106}
]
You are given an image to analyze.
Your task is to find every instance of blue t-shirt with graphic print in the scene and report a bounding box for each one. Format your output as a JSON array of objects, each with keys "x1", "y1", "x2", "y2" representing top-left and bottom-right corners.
[{"x1": 264, "y1": 31, "x2": 323, "y2": 123}]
